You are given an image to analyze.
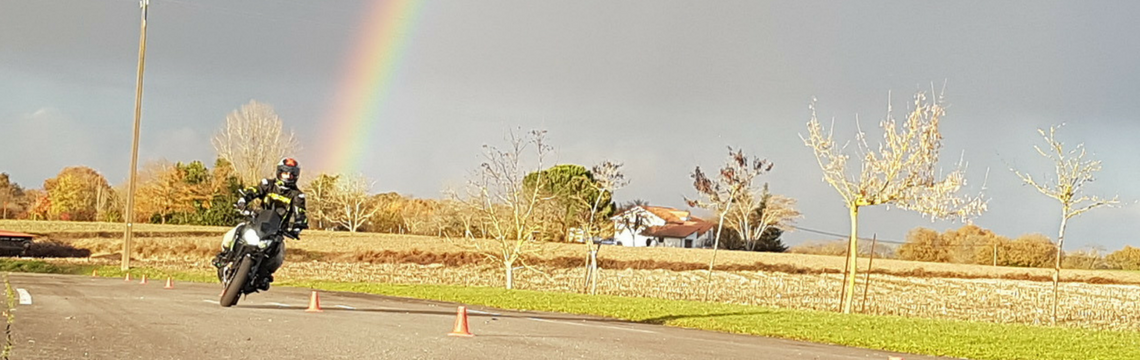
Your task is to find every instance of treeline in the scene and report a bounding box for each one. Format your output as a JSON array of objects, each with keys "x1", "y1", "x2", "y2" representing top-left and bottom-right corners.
[
  {"x1": 0, "y1": 163, "x2": 474, "y2": 234},
  {"x1": 299, "y1": 163, "x2": 622, "y2": 240},
  {"x1": 790, "y1": 224, "x2": 1140, "y2": 270},
  {"x1": 0, "y1": 158, "x2": 802, "y2": 253},
  {"x1": 0, "y1": 161, "x2": 241, "y2": 225},
  {"x1": 0, "y1": 162, "x2": 625, "y2": 241}
]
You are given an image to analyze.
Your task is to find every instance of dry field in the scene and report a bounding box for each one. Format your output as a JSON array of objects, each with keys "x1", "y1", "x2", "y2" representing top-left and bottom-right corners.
[
  {"x1": 8, "y1": 220, "x2": 1140, "y2": 330},
  {"x1": 0, "y1": 220, "x2": 228, "y2": 235}
]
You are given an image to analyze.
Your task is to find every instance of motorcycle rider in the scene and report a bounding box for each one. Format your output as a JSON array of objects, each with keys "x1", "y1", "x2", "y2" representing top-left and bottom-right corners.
[{"x1": 213, "y1": 158, "x2": 308, "y2": 291}]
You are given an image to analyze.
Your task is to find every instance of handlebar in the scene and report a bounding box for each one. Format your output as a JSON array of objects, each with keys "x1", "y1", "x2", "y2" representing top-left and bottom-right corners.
[{"x1": 232, "y1": 206, "x2": 301, "y2": 240}]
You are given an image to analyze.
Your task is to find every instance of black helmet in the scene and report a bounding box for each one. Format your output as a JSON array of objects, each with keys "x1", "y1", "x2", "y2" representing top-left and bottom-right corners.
[{"x1": 276, "y1": 158, "x2": 300, "y2": 187}]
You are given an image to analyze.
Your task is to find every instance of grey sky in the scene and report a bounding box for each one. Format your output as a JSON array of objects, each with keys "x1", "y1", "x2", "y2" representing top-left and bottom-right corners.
[{"x1": 3, "y1": 0, "x2": 1138, "y2": 250}]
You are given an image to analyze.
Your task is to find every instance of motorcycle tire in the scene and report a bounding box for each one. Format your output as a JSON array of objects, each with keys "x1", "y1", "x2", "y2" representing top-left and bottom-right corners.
[{"x1": 220, "y1": 256, "x2": 252, "y2": 307}]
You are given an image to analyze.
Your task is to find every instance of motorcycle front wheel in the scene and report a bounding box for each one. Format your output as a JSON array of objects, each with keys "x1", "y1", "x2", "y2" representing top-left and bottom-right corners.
[{"x1": 220, "y1": 256, "x2": 252, "y2": 307}]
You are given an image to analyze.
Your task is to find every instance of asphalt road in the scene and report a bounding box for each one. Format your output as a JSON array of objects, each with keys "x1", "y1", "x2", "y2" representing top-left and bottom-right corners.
[{"x1": 9, "y1": 273, "x2": 954, "y2": 360}]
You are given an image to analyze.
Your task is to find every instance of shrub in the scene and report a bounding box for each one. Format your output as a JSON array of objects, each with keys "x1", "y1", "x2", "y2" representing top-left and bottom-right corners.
[
  {"x1": 1105, "y1": 246, "x2": 1140, "y2": 270},
  {"x1": 1004, "y1": 234, "x2": 1056, "y2": 268}
]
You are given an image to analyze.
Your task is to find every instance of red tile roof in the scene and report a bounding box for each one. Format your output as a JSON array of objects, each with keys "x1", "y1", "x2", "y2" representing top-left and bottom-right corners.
[
  {"x1": 0, "y1": 231, "x2": 33, "y2": 239},
  {"x1": 641, "y1": 218, "x2": 715, "y2": 239},
  {"x1": 640, "y1": 206, "x2": 690, "y2": 224}
]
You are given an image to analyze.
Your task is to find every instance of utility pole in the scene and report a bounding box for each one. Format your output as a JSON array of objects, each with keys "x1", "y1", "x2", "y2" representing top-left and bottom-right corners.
[
  {"x1": 993, "y1": 243, "x2": 998, "y2": 267},
  {"x1": 860, "y1": 234, "x2": 877, "y2": 314},
  {"x1": 122, "y1": 0, "x2": 149, "y2": 271}
]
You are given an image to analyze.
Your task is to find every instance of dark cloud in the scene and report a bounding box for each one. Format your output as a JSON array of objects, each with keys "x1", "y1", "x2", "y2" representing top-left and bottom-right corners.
[
  {"x1": 0, "y1": 108, "x2": 117, "y2": 185},
  {"x1": 2, "y1": 0, "x2": 1138, "y2": 250}
]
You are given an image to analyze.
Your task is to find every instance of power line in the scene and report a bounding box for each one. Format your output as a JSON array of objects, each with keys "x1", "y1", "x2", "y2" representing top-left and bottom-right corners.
[
  {"x1": 789, "y1": 225, "x2": 1023, "y2": 248},
  {"x1": 790, "y1": 225, "x2": 906, "y2": 244},
  {"x1": 160, "y1": 0, "x2": 363, "y2": 31},
  {"x1": 100, "y1": 0, "x2": 360, "y2": 30}
]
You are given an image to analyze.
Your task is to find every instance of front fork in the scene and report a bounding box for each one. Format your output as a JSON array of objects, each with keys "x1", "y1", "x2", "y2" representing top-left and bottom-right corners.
[
  {"x1": 220, "y1": 253, "x2": 265, "y2": 291},
  {"x1": 218, "y1": 254, "x2": 238, "y2": 285}
]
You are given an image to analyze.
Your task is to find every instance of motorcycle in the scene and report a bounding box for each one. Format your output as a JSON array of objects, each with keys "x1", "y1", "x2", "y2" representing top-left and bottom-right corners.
[{"x1": 216, "y1": 202, "x2": 298, "y2": 307}]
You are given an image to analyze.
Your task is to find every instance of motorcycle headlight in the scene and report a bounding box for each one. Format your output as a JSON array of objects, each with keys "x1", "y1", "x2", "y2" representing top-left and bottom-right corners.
[
  {"x1": 242, "y1": 228, "x2": 273, "y2": 249},
  {"x1": 242, "y1": 229, "x2": 261, "y2": 246}
]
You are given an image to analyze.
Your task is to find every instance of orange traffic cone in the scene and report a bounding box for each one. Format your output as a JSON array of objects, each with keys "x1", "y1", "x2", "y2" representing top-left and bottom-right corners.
[
  {"x1": 164, "y1": 277, "x2": 174, "y2": 289},
  {"x1": 91, "y1": 269, "x2": 98, "y2": 277},
  {"x1": 305, "y1": 291, "x2": 323, "y2": 313},
  {"x1": 447, "y1": 306, "x2": 474, "y2": 337},
  {"x1": 139, "y1": 274, "x2": 148, "y2": 285},
  {"x1": 124, "y1": 273, "x2": 132, "y2": 282}
]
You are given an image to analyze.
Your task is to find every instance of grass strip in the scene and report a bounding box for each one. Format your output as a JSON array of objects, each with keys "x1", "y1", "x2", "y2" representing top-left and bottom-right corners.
[
  {"x1": 282, "y1": 281, "x2": 1140, "y2": 360},
  {"x1": 4, "y1": 259, "x2": 1138, "y2": 360},
  {"x1": 2, "y1": 274, "x2": 15, "y2": 360}
]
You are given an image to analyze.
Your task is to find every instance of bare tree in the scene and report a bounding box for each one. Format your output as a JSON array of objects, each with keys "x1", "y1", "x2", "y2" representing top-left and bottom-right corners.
[
  {"x1": 1012, "y1": 125, "x2": 1118, "y2": 324},
  {"x1": 802, "y1": 91, "x2": 987, "y2": 314},
  {"x1": 613, "y1": 204, "x2": 651, "y2": 246},
  {"x1": 302, "y1": 173, "x2": 340, "y2": 230},
  {"x1": 456, "y1": 129, "x2": 553, "y2": 289},
  {"x1": 212, "y1": 100, "x2": 300, "y2": 186},
  {"x1": 580, "y1": 161, "x2": 628, "y2": 295},
  {"x1": 685, "y1": 147, "x2": 773, "y2": 299},
  {"x1": 724, "y1": 183, "x2": 802, "y2": 252},
  {"x1": 617, "y1": 199, "x2": 649, "y2": 213},
  {"x1": 400, "y1": 198, "x2": 440, "y2": 235},
  {"x1": 1082, "y1": 244, "x2": 1107, "y2": 269},
  {"x1": 328, "y1": 174, "x2": 381, "y2": 233},
  {"x1": 440, "y1": 187, "x2": 481, "y2": 238}
]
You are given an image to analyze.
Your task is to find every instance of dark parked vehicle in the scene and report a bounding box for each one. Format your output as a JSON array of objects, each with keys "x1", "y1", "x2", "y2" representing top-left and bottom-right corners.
[{"x1": 0, "y1": 231, "x2": 33, "y2": 257}]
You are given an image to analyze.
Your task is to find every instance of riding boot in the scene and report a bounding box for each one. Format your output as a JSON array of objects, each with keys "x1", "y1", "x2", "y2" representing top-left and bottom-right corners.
[{"x1": 256, "y1": 274, "x2": 273, "y2": 291}]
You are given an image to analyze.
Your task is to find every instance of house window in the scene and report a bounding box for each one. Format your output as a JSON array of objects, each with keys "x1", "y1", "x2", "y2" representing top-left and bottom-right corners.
[{"x1": 684, "y1": 239, "x2": 693, "y2": 248}]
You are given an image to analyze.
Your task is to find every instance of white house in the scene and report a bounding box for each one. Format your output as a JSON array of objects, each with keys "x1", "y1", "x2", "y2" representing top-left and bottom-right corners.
[{"x1": 611, "y1": 205, "x2": 715, "y2": 248}]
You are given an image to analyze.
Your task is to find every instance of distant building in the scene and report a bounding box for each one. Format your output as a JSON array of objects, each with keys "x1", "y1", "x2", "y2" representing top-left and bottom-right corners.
[{"x1": 611, "y1": 205, "x2": 714, "y2": 248}]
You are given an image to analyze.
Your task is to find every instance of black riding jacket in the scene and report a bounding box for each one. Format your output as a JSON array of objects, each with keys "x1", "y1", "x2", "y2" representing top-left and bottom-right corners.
[{"x1": 241, "y1": 179, "x2": 309, "y2": 232}]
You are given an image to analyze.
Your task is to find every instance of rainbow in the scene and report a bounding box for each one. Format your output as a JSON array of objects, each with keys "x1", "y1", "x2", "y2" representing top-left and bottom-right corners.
[{"x1": 317, "y1": 0, "x2": 424, "y2": 174}]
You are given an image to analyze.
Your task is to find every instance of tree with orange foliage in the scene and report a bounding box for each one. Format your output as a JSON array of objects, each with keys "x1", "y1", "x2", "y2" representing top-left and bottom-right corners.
[
  {"x1": 136, "y1": 161, "x2": 186, "y2": 223},
  {"x1": 0, "y1": 173, "x2": 25, "y2": 219},
  {"x1": 1105, "y1": 246, "x2": 1140, "y2": 270},
  {"x1": 897, "y1": 227, "x2": 948, "y2": 262},
  {"x1": 43, "y1": 166, "x2": 111, "y2": 221},
  {"x1": 941, "y1": 224, "x2": 1005, "y2": 264},
  {"x1": 1003, "y1": 234, "x2": 1057, "y2": 268},
  {"x1": 134, "y1": 161, "x2": 215, "y2": 224},
  {"x1": 23, "y1": 189, "x2": 49, "y2": 220}
]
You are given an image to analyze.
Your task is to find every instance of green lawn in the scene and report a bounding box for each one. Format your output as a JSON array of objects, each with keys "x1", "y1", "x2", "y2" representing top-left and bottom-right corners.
[{"x1": 6, "y1": 259, "x2": 1138, "y2": 360}]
